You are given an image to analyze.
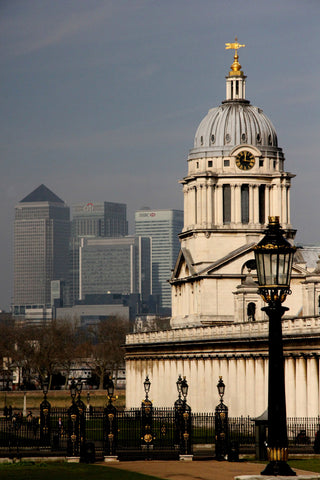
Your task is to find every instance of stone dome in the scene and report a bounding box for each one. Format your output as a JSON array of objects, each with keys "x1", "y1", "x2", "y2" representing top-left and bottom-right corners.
[{"x1": 192, "y1": 100, "x2": 278, "y2": 156}]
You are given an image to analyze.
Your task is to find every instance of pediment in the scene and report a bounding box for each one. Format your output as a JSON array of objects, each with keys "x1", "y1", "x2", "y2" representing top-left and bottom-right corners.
[
  {"x1": 199, "y1": 242, "x2": 256, "y2": 275},
  {"x1": 171, "y1": 247, "x2": 196, "y2": 281}
]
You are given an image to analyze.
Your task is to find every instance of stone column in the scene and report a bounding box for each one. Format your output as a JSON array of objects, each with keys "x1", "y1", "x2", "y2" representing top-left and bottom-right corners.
[
  {"x1": 287, "y1": 186, "x2": 291, "y2": 224},
  {"x1": 253, "y1": 185, "x2": 259, "y2": 224},
  {"x1": 245, "y1": 357, "x2": 255, "y2": 416},
  {"x1": 230, "y1": 184, "x2": 236, "y2": 224},
  {"x1": 307, "y1": 355, "x2": 319, "y2": 417},
  {"x1": 207, "y1": 183, "x2": 213, "y2": 227},
  {"x1": 237, "y1": 357, "x2": 246, "y2": 416},
  {"x1": 234, "y1": 184, "x2": 241, "y2": 224},
  {"x1": 281, "y1": 184, "x2": 287, "y2": 225},
  {"x1": 202, "y1": 185, "x2": 207, "y2": 227},
  {"x1": 295, "y1": 356, "x2": 307, "y2": 417},
  {"x1": 269, "y1": 184, "x2": 275, "y2": 216},
  {"x1": 228, "y1": 357, "x2": 237, "y2": 417},
  {"x1": 215, "y1": 185, "x2": 223, "y2": 226},
  {"x1": 285, "y1": 355, "x2": 296, "y2": 417},
  {"x1": 197, "y1": 185, "x2": 202, "y2": 226},
  {"x1": 265, "y1": 185, "x2": 270, "y2": 221},
  {"x1": 255, "y1": 356, "x2": 265, "y2": 416},
  {"x1": 249, "y1": 185, "x2": 254, "y2": 224},
  {"x1": 183, "y1": 185, "x2": 188, "y2": 228}
]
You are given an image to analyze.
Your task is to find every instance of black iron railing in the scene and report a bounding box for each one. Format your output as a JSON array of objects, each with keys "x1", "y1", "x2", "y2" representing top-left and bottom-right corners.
[{"x1": 0, "y1": 408, "x2": 319, "y2": 459}]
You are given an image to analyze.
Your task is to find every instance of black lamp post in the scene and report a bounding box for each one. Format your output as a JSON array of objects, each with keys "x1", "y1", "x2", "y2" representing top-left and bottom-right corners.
[
  {"x1": 104, "y1": 376, "x2": 117, "y2": 457},
  {"x1": 143, "y1": 375, "x2": 151, "y2": 401},
  {"x1": 40, "y1": 379, "x2": 51, "y2": 445},
  {"x1": 70, "y1": 378, "x2": 77, "y2": 403},
  {"x1": 215, "y1": 376, "x2": 228, "y2": 461},
  {"x1": 176, "y1": 376, "x2": 191, "y2": 456},
  {"x1": 176, "y1": 374, "x2": 183, "y2": 400},
  {"x1": 42, "y1": 380, "x2": 49, "y2": 400},
  {"x1": 253, "y1": 216, "x2": 296, "y2": 476}
]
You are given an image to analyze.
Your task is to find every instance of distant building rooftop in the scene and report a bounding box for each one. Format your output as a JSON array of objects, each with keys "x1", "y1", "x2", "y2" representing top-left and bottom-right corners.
[{"x1": 20, "y1": 184, "x2": 64, "y2": 204}]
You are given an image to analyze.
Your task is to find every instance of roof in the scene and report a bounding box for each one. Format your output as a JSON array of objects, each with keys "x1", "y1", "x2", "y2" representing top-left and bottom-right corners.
[{"x1": 20, "y1": 184, "x2": 64, "y2": 204}]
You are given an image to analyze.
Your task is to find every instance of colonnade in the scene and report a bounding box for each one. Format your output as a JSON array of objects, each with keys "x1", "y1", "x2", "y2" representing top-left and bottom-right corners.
[
  {"x1": 126, "y1": 353, "x2": 320, "y2": 417},
  {"x1": 183, "y1": 180, "x2": 291, "y2": 231}
]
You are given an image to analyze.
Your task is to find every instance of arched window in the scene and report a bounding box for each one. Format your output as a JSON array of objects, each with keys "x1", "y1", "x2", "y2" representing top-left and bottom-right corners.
[
  {"x1": 223, "y1": 185, "x2": 231, "y2": 224},
  {"x1": 247, "y1": 302, "x2": 256, "y2": 322}
]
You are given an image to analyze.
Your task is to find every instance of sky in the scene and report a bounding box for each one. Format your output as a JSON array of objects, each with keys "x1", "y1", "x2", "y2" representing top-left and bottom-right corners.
[{"x1": 0, "y1": 0, "x2": 319, "y2": 310}]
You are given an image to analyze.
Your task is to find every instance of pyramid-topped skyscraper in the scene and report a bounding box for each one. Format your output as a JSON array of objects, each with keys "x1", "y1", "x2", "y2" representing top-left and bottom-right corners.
[{"x1": 13, "y1": 184, "x2": 70, "y2": 316}]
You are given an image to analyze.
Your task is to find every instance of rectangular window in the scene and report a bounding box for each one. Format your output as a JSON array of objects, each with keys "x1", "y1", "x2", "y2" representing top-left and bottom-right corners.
[
  {"x1": 259, "y1": 185, "x2": 265, "y2": 224},
  {"x1": 208, "y1": 160, "x2": 212, "y2": 167},
  {"x1": 259, "y1": 159, "x2": 264, "y2": 167},
  {"x1": 224, "y1": 159, "x2": 230, "y2": 167},
  {"x1": 241, "y1": 185, "x2": 249, "y2": 224},
  {"x1": 223, "y1": 185, "x2": 231, "y2": 224}
]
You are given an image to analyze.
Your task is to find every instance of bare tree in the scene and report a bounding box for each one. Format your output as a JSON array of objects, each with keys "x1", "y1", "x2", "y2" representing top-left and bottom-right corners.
[{"x1": 87, "y1": 316, "x2": 129, "y2": 389}]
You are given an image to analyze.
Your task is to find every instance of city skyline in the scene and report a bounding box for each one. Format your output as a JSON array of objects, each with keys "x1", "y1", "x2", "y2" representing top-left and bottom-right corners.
[{"x1": 1, "y1": 0, "x2": 319, "y2": 309}]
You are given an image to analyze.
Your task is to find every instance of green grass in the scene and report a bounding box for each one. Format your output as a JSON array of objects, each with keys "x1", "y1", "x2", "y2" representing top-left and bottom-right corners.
[
  {"x1": 0, "y1": 390, "x2": 125, "y2": 410},
  {"x1": 0, "y1": 462, "x2": 164, "y2": 480},
  {"x1": 251, "y1": 457, "x2": 320, "y2": 473},
  {"x1": 288, "y1": 458, "x2": 320, "y2": 473}
]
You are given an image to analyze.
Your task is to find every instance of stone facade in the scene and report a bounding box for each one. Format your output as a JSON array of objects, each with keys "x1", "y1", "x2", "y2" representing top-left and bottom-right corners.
[{"x1": 125, "y1": 45, "x2": 320, "y2": 416}]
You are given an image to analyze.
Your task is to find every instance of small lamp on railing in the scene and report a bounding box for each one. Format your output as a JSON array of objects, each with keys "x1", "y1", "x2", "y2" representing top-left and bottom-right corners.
[
  {"x1": 144, "y1": 375, "x2": 151, "y2": 401},
  {"x1": 217, "y1": 376, "x2": 225, "y2": 404},
  {"x1": 42, "y1": 380, "x2": 49, "y2": 401},
  {"x1": 70, "y1": 378, "x2": 77, "y2": 402},
  {"x1": 76, "y1": 378, "x2": 82, "y2": 394},
  {"x1": 253, "y1": 216, "x2": 296, "y2": 476},
  {"x1": 107, "y1": 376, "x2": 114, "y2": 404},
  {"x1": 176, "y1": 374, "x2": 182, "y2": 399},
  {"x1": 181, "y1": 376, "x2": 188, "y2": 402}
]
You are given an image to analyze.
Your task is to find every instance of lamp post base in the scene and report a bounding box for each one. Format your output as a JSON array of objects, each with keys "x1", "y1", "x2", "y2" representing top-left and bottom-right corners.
[{"x1": 261, "y1": 461, "x2": 296, "y2": 476}]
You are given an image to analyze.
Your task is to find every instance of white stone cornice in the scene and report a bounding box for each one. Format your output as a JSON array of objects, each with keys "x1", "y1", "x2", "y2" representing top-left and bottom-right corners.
[{"x1": 126, "y1": 316, "x2": 320, "y2": 346}]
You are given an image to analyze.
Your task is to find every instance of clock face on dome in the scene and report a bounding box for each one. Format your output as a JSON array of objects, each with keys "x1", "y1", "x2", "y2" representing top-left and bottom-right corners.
[{"x1": 235, "y1": 150, "x2": 255, "y2": 170}]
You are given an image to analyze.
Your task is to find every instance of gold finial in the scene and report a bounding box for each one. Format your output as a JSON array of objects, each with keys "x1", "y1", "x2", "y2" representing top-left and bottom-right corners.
[
  {"x1": 225, "y1": 36, "x2": 245, "y2": 76},
  {"x1": 268, "y1": 216, "x2": 280, "y2": 225}
]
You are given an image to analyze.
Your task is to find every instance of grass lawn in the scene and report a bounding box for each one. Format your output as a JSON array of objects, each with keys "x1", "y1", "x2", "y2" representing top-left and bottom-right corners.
[
  {"x1": 287, "y1": 458, "x2": 320, "y2": 473},
  {"x1": 252, "y1": 457, "x2": 320, "y2": 474},
  {"x1": 0, "y1": 462, "x2": 163, "y2": 480},
  {"x1": 0, "y1": 390, "x2": 125, "y2": 410}
]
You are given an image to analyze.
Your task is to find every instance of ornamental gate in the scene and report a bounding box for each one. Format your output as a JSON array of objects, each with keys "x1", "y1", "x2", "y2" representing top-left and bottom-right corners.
[{"x1": 116, "y1": 408, "x2": 181, "y2": 460}]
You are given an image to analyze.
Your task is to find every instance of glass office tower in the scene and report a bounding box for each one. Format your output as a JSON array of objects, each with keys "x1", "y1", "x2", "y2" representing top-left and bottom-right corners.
[
  {"x1": 69, "y1": 201, "x2": 128, "y2": 305},
  {"x1": 13, "y1": 184, "x2": 70, "y2": 315},
  {"x1": 135, "y1": 209, "x2": 183, "y2": 311}
]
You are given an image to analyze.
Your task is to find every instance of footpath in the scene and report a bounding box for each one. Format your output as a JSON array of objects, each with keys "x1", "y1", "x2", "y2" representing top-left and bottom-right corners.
[{"x1": 106, "y1": 460, "x2": 317, "y2": 480}]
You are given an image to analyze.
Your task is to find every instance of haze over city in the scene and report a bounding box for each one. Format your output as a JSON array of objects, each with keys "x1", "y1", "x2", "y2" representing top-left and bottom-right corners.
[{"x1": 1, "y1": 0, "x2": 319, "y2": 310}]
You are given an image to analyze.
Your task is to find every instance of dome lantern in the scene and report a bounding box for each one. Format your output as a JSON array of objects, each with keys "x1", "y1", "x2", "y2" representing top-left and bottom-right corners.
[{"x1": 225, "y1": 37, "x2": 246, "y2": 101}]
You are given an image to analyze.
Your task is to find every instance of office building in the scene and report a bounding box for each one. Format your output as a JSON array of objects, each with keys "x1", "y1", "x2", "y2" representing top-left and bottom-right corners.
[
  {"x1": 13, "y1": 184, "x2": 70, "y2": 316},
  {"x1": 71, "y1": 201, "x2": 128, "y2": 238},
  {"x1": 69, "y1": 201, "x2": 128, "y2": 304},
  {"x1": 135, "y1": 209, "x2": 183, "y2": 311},
  {"x1": 79, "y1": 236, "x2": 151, "y2": 300}
]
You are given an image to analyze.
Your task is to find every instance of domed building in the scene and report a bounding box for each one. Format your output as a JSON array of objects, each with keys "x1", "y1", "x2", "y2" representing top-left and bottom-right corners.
[
  {"x1": 171, "y1": 42, "x2": 297, "y2": 328},
  {"x1": 125, "y1": 42, "x2": 320, "y2": 417}
]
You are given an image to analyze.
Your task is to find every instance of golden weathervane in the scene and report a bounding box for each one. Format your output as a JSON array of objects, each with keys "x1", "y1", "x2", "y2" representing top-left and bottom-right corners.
[{"x1": 225, "y1": 37, "x2": 245, "y2": 75}]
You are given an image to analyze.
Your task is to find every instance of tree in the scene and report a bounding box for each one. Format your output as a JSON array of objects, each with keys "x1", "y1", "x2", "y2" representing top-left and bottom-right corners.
[{"x1": 87, "y1": 316, "x2": 129, "y2": 389}]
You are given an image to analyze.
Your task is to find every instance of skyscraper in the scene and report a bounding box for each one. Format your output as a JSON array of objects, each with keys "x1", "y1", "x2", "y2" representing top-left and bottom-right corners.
[
  {"x1": 79, "y1": 236, "x2": 152, "y2": 300},
  {"x1": 13, "y1": 184, "x2": 70, "y2": 315},
  {"x1": 69, "y1": 201, "x2": 128, "y2": 304},
  {"x1": 71, "y1": 201, "x2": 128, "y2": 238},
  {"x1": 135, "y1": 209, "x2": 183, "y2": 311}
]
